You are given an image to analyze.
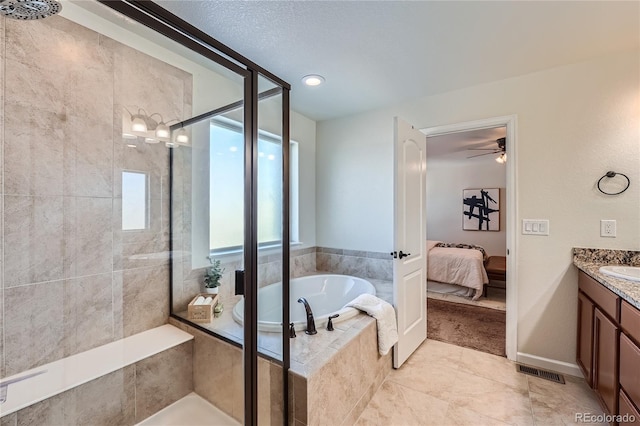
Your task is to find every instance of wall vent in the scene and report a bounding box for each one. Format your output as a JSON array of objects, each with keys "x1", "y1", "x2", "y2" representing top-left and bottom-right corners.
[{"x1": 516, "y1": 364, "x2": 565, "y2": 384}]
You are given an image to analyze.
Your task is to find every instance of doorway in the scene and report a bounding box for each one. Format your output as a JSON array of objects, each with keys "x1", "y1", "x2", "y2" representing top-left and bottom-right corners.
[{"x1": 422, "y1": 115, "x2": 517, "y2": 360}]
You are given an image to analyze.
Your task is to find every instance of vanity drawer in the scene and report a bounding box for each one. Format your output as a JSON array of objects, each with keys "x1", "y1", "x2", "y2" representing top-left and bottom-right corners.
[
  {"x1": 622, "y1": 300, "x2": 640, "y2": 345},
  {"x1": 579, "y1": 272, "x2": 619, "y2": 322},
  {"x1": 620, "y1": 333, "x2": 640, "y2": 409},
  {"x1": 619, "y1": 389, "x2": 640, "y2": 425}
]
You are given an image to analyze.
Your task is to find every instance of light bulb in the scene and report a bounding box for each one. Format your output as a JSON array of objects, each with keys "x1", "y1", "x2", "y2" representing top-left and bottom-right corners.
[
  {"x1": 155, "y1": 122, "x2": 170, "y2": 140},
  {"x1": 175, "y1": 128, "x2": 189, "y2": 144},
  {"x1": 131, "y1": 116, "x2": 147, "y2": 133},
  {"x1": 302, "y1": 74, "x2": 325, "y2": 86}
]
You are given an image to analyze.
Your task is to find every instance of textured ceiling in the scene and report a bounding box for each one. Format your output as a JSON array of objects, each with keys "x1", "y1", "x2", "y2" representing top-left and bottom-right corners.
[{"x1": 156, "y1": 1, "x2": 639, "y2": 122}]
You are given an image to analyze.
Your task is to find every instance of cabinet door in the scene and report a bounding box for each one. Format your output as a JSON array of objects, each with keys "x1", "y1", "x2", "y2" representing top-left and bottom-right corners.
[
  {"x1": 619, "y1": 390, "x2": 640, "y2": 425},
  {"x1": 593, "y1": 307, "x2": 619, "y2": 415},
  {"x1": 620, "y1": 333, "x2": 640, "y2": 411},
  {"x1": 577, "y1": 291, "x2": 594, "y2": 386}
]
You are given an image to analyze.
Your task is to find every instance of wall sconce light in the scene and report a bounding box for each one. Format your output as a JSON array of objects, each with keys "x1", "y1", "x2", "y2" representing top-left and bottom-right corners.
[{"x1": 123, "y1": 107, "x2": 188, "y2": 148}]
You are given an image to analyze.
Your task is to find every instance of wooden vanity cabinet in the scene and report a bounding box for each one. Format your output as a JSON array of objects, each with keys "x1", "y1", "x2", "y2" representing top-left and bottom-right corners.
[
  {"x1": 619, "y1": 301, "x2": 640, "y2": 424},
  {"x1": 578, "y1": 271, "x2": 640, "y2": 424},
  {"x1": 577, "y1": 291, "x2": 595, "y2": 386},
  {"x1": 577, "y1": 271, "x2": 620, "y2": 416},
  {"x1": 593, "y1": 307, "x2": 620, "y2": 415}
]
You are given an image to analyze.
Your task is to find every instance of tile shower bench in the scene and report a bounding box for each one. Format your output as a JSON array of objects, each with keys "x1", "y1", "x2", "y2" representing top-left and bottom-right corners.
[{"x1": 0, "y1": 325, "x2": 194, "y2": 425}]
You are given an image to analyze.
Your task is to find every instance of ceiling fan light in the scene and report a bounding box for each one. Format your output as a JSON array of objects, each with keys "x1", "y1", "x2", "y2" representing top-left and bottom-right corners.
[{"x1": 496, "y1": 153, "x2": 507, "y2": 164}]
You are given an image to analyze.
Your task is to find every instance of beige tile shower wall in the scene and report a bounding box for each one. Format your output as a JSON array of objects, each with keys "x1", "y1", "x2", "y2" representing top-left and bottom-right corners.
[
  {"x1": 0, "y1": 341, "x2": 193, "y2": 426},
  {"x1": 316, "y1": 248, "x2": 392, "y2": 281},
  {"x1": 0, "y1": 16, "x2": 4, "y2": 380},
  {"x1": 169, "y1": 318, "x2": 285, "y2": 425},
  {"x1": 0, "y1": 16, "x2": 192, "y2": 376}
]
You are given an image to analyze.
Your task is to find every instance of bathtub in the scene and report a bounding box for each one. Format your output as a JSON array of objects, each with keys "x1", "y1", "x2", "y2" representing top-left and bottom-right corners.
[{"x1": 232, "y1": 274, "x2": 376, "y2": 332}]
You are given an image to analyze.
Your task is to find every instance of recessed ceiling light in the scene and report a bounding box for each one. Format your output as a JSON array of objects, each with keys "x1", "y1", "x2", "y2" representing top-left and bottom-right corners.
[{"x1": 302, "y1": 74, "x2": 325, "y2": 86}]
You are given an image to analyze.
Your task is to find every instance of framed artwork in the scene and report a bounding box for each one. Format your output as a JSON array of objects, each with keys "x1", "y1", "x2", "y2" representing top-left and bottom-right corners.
[{"x1": 463, "y1": 188, "x2": 500, "y2": 231}]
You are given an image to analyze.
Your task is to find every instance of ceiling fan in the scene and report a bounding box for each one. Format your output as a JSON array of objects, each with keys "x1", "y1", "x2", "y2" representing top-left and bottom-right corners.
[{"x1": 467, "y1": 137, "x2": 507, "y2": 163}]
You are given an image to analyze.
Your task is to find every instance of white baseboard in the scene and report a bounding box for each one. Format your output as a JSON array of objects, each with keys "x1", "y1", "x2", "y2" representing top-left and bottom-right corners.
[{"x1": 516, "y1": 352, "x2": 584, "y2": 378}]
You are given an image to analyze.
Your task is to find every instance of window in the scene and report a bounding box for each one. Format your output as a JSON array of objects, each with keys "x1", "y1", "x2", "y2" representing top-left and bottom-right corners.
[
  {"x1": 209, "y1": 120, "x2": 298, "y2": 252},
  {"x1": 122, "y1": 171, "x2": 148, "y2": 231}
]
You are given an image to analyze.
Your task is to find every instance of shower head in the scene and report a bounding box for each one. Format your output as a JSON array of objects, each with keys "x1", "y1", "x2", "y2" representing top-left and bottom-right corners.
[{"x1": 0, "y1": 0, "x2": 61, "y2": 20}]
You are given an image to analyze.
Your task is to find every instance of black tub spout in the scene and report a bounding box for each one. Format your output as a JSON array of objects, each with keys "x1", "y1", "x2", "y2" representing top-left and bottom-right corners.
[{"x1": 297, "y1": 297, "x2": 317, "y2": 335}]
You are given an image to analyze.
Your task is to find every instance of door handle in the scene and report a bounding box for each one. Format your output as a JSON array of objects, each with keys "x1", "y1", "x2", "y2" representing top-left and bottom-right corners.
[{"x1": 398, "y1": 251, "x2": 411, "y2": 259}]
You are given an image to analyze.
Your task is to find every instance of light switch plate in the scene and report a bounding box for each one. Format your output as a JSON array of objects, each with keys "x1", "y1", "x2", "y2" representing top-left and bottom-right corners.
[{"x1": 522, "y1": 219, "x2": 549, "y2": 236}]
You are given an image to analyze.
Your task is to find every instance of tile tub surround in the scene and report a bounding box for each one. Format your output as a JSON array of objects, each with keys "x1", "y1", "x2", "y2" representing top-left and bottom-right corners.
[
  {"x1": 0, "y1": 15, "x2": 192, "y2": 377},
  {"x1": 171, "y1": 246, "x2": 317, "y2": 315},
  {"x1": 316, "y1": 247, "x2": 393, "y2": 282},
  {"x1": 573, "y1": 248, "x2": 640, "y2": 309},
  {"x1": 169, "y1": 314, "x2": 391, "y2": 426},
  {"x1": 0, "y1": 340, "x2": 194, "y2": 426}
]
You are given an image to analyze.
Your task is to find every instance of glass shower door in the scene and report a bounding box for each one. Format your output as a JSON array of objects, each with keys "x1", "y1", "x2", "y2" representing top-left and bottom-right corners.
[{"x1": 254, "y1": 73, "x2": 289, "y2": 423}]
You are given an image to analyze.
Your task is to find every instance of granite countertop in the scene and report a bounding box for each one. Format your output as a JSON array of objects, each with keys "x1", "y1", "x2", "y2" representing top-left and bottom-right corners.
[{"x1": 573, "y1": 248, "x2": 640, "y2": 310}]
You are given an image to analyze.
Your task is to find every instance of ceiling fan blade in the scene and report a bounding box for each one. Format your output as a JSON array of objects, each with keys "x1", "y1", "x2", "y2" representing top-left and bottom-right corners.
[
  {"x1": 467, "y1": 151, "x2": 499, "y2": 159},
  {"x1": 467, "y1": 148, "x2": 500, "y2": 151}
]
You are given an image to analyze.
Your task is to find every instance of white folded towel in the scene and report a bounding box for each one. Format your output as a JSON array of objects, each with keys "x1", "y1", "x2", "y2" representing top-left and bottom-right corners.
[
  {"x1": 345, "y1": 294, "x2": 398, "y2": 356},
  {"x1": 194, "y1": 296, "x2": 205, "y2": 305}
]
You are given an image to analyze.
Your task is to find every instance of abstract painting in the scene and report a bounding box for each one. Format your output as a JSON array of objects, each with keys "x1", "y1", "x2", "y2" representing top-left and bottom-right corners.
[{"x1": 463, "y1": 188, "x2": 500, "y2": 231}]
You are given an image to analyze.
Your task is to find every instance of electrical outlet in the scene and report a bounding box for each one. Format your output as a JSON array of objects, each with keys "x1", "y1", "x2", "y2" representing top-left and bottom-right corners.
[{"x1": 600, "y1": 220, "x2": 616, "y2": 237}]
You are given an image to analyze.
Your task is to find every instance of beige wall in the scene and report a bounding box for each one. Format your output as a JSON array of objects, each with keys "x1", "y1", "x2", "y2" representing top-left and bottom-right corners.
[
  {"x1": 316, "y1": 49, "x2": 640, "y2": 365},
  {"x1": 0, "y1": 15, "x2": 192, "y2": 377}
]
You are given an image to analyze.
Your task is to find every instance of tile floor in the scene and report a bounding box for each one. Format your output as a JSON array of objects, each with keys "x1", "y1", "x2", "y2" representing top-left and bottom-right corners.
[{"x1": 354, "y1": 339, "x2": 605, "y2": 425}]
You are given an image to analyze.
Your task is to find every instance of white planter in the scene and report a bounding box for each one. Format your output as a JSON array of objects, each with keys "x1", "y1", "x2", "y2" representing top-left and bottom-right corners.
[{"x1": 204, "y1": 287, "x2": 219, "y2": 294}]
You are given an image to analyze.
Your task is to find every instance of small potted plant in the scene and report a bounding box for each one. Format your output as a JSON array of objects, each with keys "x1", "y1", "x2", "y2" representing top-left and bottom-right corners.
[{"x1": 204, "y1": 258, "x2": 224, "y2": 294}]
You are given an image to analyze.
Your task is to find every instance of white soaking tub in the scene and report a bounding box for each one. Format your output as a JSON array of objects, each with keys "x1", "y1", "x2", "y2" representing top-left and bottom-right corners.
[{"x1": 232, "y1": 274, "x2": 376, "y2": 332}]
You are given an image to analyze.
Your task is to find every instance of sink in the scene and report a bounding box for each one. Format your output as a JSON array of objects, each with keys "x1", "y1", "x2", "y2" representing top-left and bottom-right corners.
[{"x1": 599, "y1": 266, "x2": 640, "y2": 282}]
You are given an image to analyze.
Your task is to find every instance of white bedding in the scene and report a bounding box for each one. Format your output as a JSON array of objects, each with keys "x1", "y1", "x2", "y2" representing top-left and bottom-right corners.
[{"x1": 426, "y1": 241, "x2": 488, "y2": 300}]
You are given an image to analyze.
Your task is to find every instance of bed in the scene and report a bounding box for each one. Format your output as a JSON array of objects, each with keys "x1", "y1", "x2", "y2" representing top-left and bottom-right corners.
[{"x1": 426, "y1": 240, "x2": 489, "y2": 300}]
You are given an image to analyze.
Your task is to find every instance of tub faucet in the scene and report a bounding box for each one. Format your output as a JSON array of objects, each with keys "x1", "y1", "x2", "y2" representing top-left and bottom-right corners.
[{"x1": 297, "y1": 297, "x2": 317, "y2": 335}]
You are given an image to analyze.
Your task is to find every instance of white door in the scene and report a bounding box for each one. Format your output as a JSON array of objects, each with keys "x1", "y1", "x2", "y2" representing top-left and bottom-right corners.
[{"x1": 392, "y1": 117, "x2": 427, "y2": 368}]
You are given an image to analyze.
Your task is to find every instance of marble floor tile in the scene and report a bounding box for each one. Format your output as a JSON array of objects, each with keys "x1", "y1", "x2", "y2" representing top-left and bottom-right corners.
[
  {"x1": 387, "y1": 354, "x2": 459, "y2": 400},
  {"x1": 443, "y1": 372, "x2": 534, "y2": 425},
  {"x1": 456, "y1": 346, "x2": 529, "y2": 391},
  {"x1": 355, "y1": 380, "x2": 449, "y2": 426},
  {"x1": 404, "y1": 338, "x2": 464, "y2": 367},
  {"x1": 354, "y1": 338, "x2": 604, "y2": 426},
  {"x1": 443, "y1": 405, "x2": 512, "y2": 426},
  {"x1": 528, "y1": 375, "x2": 604, "y2": 425}
]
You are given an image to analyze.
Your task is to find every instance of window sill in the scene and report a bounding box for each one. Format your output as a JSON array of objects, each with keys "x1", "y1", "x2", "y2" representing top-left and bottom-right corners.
[{"x1": 209, "y1": 242, "x2": 302, "y2": 259}]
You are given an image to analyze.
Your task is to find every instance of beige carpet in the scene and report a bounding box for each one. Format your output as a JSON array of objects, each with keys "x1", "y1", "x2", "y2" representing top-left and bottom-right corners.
[{"x1": 427, "y1": 298, "x2": 506, "y2": 357}]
